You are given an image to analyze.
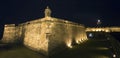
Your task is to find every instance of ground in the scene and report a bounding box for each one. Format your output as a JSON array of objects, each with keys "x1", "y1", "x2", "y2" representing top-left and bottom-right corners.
[{"x1": 0, "y1": 32, "x2": 120, "y2": 58}]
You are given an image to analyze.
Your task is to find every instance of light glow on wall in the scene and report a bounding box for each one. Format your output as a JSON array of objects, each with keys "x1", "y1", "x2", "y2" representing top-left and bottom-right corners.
[
  {"x1": 66, "y1": 38, "x2": 72, "y2": 48},
  {"x1": 75, "y1": 33, "x2": 88, "y2": 44},
  {"x1": 2, "y1": 24, "x2": 16, "y2": 43},
  {"x1": 75, "y1": 35, "x2": 82, "y2": 44},
  {"x1": 24, "y1": 23, "x2": 48, "y2": 55}
]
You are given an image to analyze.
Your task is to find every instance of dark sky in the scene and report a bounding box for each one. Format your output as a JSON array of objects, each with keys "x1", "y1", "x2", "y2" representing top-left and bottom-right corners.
[{"x1": 0, "y1": 0, "x2": 120, "y2": 27}]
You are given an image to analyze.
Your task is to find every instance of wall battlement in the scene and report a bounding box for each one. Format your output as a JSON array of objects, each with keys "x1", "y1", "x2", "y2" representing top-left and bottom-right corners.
[{"x1": 86, "y1": 27, "x2": 120, "y2": 32}]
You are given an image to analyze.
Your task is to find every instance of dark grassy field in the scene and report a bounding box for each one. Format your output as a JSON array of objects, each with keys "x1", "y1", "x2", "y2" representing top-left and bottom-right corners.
[
  {"x1": 110, "y1": 32, "x2": 120, "y2": 42},
  {"x1": 0, "y1": 44, "x2": 47, "y2": 58},
  {"x1": 51, "y1": 40, "x2": 112, "y2": 58},
  {"x1": 51, "y1": 33, "x2": 120, "y2": 58}
]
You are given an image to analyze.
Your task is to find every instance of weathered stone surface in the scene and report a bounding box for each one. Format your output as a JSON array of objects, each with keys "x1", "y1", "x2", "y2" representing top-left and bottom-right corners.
[
  {"x1": 2, "y1": 24, "x2": 16, "y2": 43},
  {"x1": 24, "y1": 22, "x2": 48, "y2": 55}
]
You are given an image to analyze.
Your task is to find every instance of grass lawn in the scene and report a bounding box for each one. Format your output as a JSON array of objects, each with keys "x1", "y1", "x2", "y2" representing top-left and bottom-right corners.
[
  {"x1": 51, "y1": 39, "x2": 112, "y2": 58},
  {"x1": 0, "y1": 44, "x2": 47, "y2": 58}
]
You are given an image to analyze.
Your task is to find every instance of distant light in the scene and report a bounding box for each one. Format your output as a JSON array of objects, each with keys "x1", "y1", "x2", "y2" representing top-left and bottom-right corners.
[
  {"x1": 76, "y1": 40, "x2": 79, "y2": 44},
  {"x1": 105, "y1": 30, "x2": 110, "y2": 32},
  {"x1": 76, "y1": 40, "x2": 81, "y2": 44},
  {"x1": 66, "y1": 39, "x2": 73, "y2": 48},
  {"x1": 67, "y1": 43, "x2": 72, "y2": 48},
  {"x1": 89, "y1": 33, "x2": 93, "y2": 37},
  {"x1": 113, "y1": 54, "x2": 116, "y2": 58},
  {"x1": 97, "y1": 19, "x2": 102, "y2": 25},
  {"x1": 98, "y1": 19, "x2": 101, "y2": 22}
]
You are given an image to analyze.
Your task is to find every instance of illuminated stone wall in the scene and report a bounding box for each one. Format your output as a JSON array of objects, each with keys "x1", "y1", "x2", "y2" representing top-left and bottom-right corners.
[
  {"x1": 109, "y1": 27, "x2": 120, "y2": 32},
  {"x1": 22, "y1": 17, "x2": 88, "y2": 56},
  {"x1": 86, "y1": 27, "x2": 120, "y2": 32},
  {"x1": 2, "y1": 6, "x2": 120, "y2": 56},
  {"x1": 86, "y1": 27, "x2": 110, "y2": 32},
  {"x1": 24, "y1": 22, "x2": 48, "y2": 55},
  {"x1": 48, "y1": 21, "x2": 88, "y2": 55},
  {"x1": 1, "y1": 17, "x2": 88, "y2": 56},
  {"x1": 2, "y1": 24, "x2": 23, "y2": 43},
  {"x1": 15, "y1": 25, "x2": 24, "y2": 43},
  {"x1": 2, "y1": 24, "x2": 16, "y2": 43},
  {"x1": 1, "y1": 6, "x2": 119, "y2": 56}
]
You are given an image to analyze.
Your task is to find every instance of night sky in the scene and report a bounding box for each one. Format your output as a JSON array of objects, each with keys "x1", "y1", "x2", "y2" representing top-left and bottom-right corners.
[{"x1": 0, "y1": 0, "x2": 120, "y2": 27}]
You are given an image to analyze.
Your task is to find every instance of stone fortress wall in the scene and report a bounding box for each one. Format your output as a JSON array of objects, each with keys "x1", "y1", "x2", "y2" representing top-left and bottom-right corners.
[
  {"x1": 2, "y1": 24, "x2": 24, "y2": 43},
  {"x1": 1, "y1": 17, "x2": 88, "y2": 55},
  {"x1": 23, "y1": 21, "x2": 49, "y2": 55},
  {"x1": 2, "y1": 24, "x2": 16, "y2": 43},
  {"x1": 1, "y1": 6, "x2": 120, "y2": 56},
  {"x1": 1, "y1": 18, "x2": 120, "y2": 56},
  {"x1": 1, "y1": 6, "x2": 88, "y2": 55},
  {"x1": 22, "y1": 16, "x2": 88, "y2": 55}
]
